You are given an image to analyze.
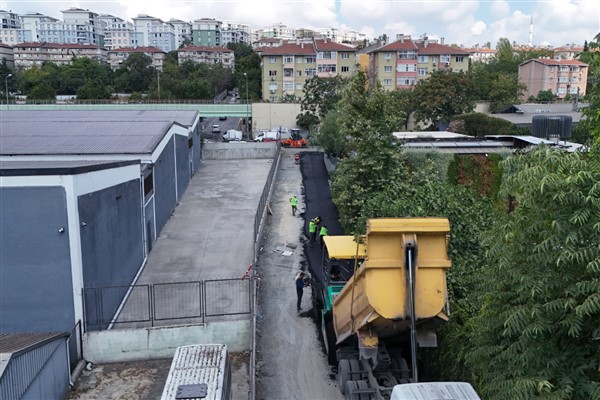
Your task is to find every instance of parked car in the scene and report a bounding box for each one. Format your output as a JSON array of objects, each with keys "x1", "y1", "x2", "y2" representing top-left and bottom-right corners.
[
  {"x1": 212, "y1": 124, "x2": 220, "y2": 133},
  {"x1": 219, "y1": 116, "x2": 227, "y2": 121},
  {"x1": 223, "y1": 129, "x2": 242, "y2": 142}
]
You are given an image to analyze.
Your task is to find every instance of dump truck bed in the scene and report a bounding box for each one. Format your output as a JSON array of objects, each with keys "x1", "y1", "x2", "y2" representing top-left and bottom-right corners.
[{"x1": 332, "y1": 218, "x2": 451, "y2": 344}]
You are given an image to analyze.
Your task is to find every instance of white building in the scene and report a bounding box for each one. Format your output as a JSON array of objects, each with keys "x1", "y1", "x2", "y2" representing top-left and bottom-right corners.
[
  {"x1": 20, "y1": 12, "x2": 58, "y2": 43},
  {"x1": 60, "y1": 7, "x2": 103, "y2": 45},
  {"x1": 261, "y1": 23, "x2": 296, "y2": 40},
  {"x1": 168, "y1": 18, "x2": 192, "y2": 48},
  {"x1": 132, "y1": 15, "x2": 176, "y2": 52},
  {"x1": 100, "y1": 14, "x2": 141, "y2": 50},
  {"x1": 0, "y1": 10, "x2": 24, "y2": 45}
]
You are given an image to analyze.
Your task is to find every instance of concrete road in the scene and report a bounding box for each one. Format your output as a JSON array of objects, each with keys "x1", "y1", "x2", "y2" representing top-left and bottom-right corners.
[{"x1": 255, "y1": 148, "x2": 342, "y2": 400}]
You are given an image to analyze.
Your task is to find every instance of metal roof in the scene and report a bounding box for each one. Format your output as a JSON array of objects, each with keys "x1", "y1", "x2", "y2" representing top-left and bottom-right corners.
[
  {"x1": 0, "y1": 110, "x2": 198, "y2": 126},
  {"x1": 0, "y1": 332, "x2": 68, "y2": 355},
  {"x1": 0, "y1": 159, "x2": 139, "y2": 176},
  {"x1": 393, "y1": 131, "x2": 469, "y2": 140}
]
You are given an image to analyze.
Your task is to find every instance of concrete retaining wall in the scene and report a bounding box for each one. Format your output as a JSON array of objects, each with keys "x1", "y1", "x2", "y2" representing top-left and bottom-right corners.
[
  {"x1": 202, "y1": 142, "x2": 277, "y2": 160},
  {"x1": 83, "y1": 320, "x2": 250, "y2": 363},
  {"x1": 251, "y1": 103, "x2": 301, "y2": 133}
]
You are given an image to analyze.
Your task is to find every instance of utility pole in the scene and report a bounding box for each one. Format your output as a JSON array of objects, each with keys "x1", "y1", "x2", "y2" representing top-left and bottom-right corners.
[{"x1": 157, "y1": 69, "x2": 161, "y2": 101}]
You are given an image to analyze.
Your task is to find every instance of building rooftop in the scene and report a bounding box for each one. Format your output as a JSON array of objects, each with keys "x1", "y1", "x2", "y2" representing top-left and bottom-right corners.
[
  {"x1": 313, "y1": 39, "x2": 355, "y2": 52},
  {"x1": 0, "y1": 160, "x2": 140, "y2": 176},
  {"x1": 520, "y1": 58, "x2": 588, "y2": 67},
  {"x1": 415, "y1": 42, "x2": 470, "y2": 55},
  {"x1": 178, "y1": 45, "x2": 232, "y2": 53},
  {"x1": 261, "y1": 43, "x2": 315, "y2": 55}
]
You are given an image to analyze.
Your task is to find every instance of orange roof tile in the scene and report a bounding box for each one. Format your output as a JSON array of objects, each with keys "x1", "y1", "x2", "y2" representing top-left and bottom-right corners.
[
  {"x1": 415, "y1": 42, "x2": 469, "y2": 55},
  {"x1": 261, "y1": 43, "x2": 316, "y2": 55},
  {"x1": 314, "y1": 39, "x2": 356, "y2": 52}
]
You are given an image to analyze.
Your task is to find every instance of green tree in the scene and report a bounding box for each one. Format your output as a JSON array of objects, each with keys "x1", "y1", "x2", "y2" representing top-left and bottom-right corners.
[
  {"x1": 311, "y1": 109, "x2": 350, "y2": 157},
  {"x1": 28, "y1": 82, "x2": 56, "y2": 99},
  {"x1": 331, "y1": 70, "x2": 407, "y2": 233},
  {"x1": 467, "y1": 147, "x2": 600, "y2": 399},
  {"x1": 488, "y1": 72, "x2": 526, "y2": 112},
  {"x1": 298, "y1": 75, "x2": 346, "y2": 129},
  {"x1": 114, "y1": 52, "x2": 155, "y2": 93},
  {"x1": 412, "y1": 70, "x2": 475, "y2": 129},
  {"x1": 535, "y1": 89, "x2": 557, "y2": 103}
]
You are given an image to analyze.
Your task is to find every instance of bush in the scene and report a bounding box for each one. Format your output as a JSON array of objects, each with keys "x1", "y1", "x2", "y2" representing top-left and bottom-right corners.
[{"x1": 449, "y1": 112, "x2": 521, "y2": 137}]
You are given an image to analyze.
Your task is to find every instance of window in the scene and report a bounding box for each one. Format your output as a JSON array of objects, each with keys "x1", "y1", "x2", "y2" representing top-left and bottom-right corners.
[
  {"x1": 297, "y1": 57, "x2": 302, "y2": 63},
  {"x1": 397, "y1": 77, "x2": 416, "y2": 86},
  {"x1": 318, "y1": 51, "x2": 336, "y2": 59},
  {"x1": 269, "y1": 56, "x2": 276, "y2": 63},
  {"x1": 143, "y1": 173, "x2": 154, "y2": 197},
  {"x1": 560, "y1": 66, "x2": 568, "y2": 71},
  {"x1": 296, "y1": 70, "x2": 302, "y2": 76},
  {"x1": 296, "y1": 83, "x2": 302, "y2": 90},
  {"x1": 341, "y1": 66, "x2": 350, "y2": 72},
  {"x1": 283, "y1": 55, "x2": 294, "y2": 63},
  {"x1": 284, "y1": 68, "x2": 293, "y2": 77},
  {"x1": 570, "y1": 77, "x2": 579, "y2": 83},
  {"x1": 418, "y1": 55, "x2": 428, "y2": 63},
  {"x1": 397, "y1": 64, "x2": 416, "y2": 72},
  {"x1": 384, "y1": 52, "x2": 392, "y2": 60},
  {"x1": 268, "y1": 83, "x2": 278, "y2": 90},
  {"x1": 305, "y1": 68, "x2": 316, "y2": 76},
  {"x1": 440, "y1": 54, "x2": 450, "y2": 63},
  {"x1": 284, "y1": 81, "x2": 294, "y2": 91},
  {"x1": 342, "y1": 52, "x2": 350, "y2": 59},
  {"x1": 269, "y1": 96, "x2": 277, "y2": 102},
  {"x1": 305, "y1": 56, "x2": 316, "y2": 63},
  {"x1": 570, "y1": 66, "x2": 579, "y2": 72},
  {"x1": 398, "y1": 50, "x2": 416, "y2": 59},
  {"x1": 317, "y1": 64, "x2": 336, "y2": 73},
  {"x1": 455, "y1": 56, "x2": 464, "y2": 62},
  {"x1": 417, "y1": 68, "x2": 428, "y2": 76},
  {"x1": 558, "y1": 77, "x2": 568, "y2": 83},
  {"x1": 269, "y1": 70, "x2": 277, "y2": 76},
  {"x1": 384, "y1": 65, "x2": 393, "y2": 72},
  {"x1": 383, "y1": 78, "x2": 392, "y2": 86},
  {"x1": 557, "y1": 87, "x2": 566, "y2": 94}
]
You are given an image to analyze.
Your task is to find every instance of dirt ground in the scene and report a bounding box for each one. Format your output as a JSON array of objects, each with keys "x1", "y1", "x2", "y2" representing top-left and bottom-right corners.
[
  {"x1": 255, "y1": 149, "x2": 343, "y2": 400},
  {"x1": 68, "y1": 352, "x2": 249, "y2": 400}
]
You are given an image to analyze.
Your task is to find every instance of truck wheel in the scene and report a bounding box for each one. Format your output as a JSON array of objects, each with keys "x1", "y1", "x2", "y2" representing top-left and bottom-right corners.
[
  {"x1": 356, "y1": 380, "x2": 371, "y2": 400},
  {"x1": 344, "y1": 381, "x2": 359, "y2": 400},
  {"x1": 338, "y1": 359, "x2": 350, "y2": 394}
]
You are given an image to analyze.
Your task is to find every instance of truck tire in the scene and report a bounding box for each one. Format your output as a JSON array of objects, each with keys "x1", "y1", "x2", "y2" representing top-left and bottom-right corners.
[
  {"x1": 338, "y1": 359, "x2": 350, "y2": 394},
  {"x1": 356, "y1": 380, "x2": 371, "y2": 400}
]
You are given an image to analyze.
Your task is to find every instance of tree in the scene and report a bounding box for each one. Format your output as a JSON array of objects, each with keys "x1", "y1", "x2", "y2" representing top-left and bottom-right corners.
[
  {"x1": 114, "y1": 52, "x2": 155, "y2": 93},
  {"x1": 449, "y1": 112, "x2": 525, "y2": 137},
  {"x1": 311, "y1": 109, "x2": 350, "y2": 157},
  {"x1": 298, "y1": 75, "x2": 346, "y2": 129},
  {"x1": 412, "y1": 70, "x2": 475, "y2": 129},
  {"x1": 467, "y1": 147, "x2": 600, "y2": 399},
  {"x1": 535, "y1": 89, "x2": 557, "y2": 103},
  {"x1": 488, "y1": 72, "x2": 526, "y2": 112},
  {"x1": 28, "y1": 82, "x2": 56, "y2": 99},
  {"x1": 331, "y1": 70, "x2": 407, "y2": 233}
]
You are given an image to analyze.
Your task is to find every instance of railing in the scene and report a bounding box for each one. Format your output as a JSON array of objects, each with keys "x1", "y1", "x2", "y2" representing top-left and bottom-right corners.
[
  {"x1": 68, "y1": 320, "x2": 84, "y2": 373},
  {"x1": 82, "y1": 278, "x2": 251, "y2": 331}
]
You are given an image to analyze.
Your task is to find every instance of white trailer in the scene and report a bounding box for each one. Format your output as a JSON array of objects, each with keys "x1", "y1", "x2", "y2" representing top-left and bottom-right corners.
[{"x1": 161, "y1": 344, "x2": 231, "y2": 400}]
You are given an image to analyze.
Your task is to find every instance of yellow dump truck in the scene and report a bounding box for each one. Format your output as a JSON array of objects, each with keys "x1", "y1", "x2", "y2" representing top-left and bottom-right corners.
[{"x1": 320, "y1": 218, "x2": 455, "y2": 399}]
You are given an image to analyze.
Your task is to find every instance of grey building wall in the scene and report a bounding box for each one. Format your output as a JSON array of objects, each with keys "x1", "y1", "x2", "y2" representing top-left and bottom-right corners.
[
  {"x1": 175, "y1": 134, "x2": 191, "y2": 199},
  {"x1": 192, "y1": 125, "x2": 202, "y2": 173},
  {"x1": 79, "y1": 179, "x2": 144, "y2": 330},
  {"x1": 0, "y1": 339, "x2": 70, "y2": 400},
  {"x1": 154, "y1": 138, "x2": 177, "y2": 236},
  {"x1": 0, "y1": 187, "x2": 75, "y2": 333}
]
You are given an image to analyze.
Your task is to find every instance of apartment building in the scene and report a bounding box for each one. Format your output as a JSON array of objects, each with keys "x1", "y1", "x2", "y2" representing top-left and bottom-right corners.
[
  {"x1": 464, "y1": 47, "x2": 497, "y2": 63},
  {"x1": 368, "y1": 36, "x2": 469, "y2": 91},
  {"x1": 132, "y1": 15, "x2": 176, "y2": 52},
  {"x1": 0, "y1": 42, "x2": 14, "y2": 67},
  {"x1": 261, "y1": 23, "x2": 296, "y2": 40},
  {"x1": 14, "y1": 42, "x2": 106, "y2": 68},
  {"x1": 552, "y1": 45, "x2": 583, "y2": 60},
  {"x1": 100, "y1": 14, "x2": 142, "y2": 50},
  {"x1": 177, "y1": 45, "x2": 234, "y2": 68},
  {"x1": 0, "y1": 10, "x2": 22, "y2": 45},
  {"x1": 107, "y1": 46, "x2": 165, "y2": 71},
  {"x1": 192, "y1": 18, "x2": 222, "y2": 47},
  {"x1": 60, "y1": 7, "x2": 103, "y2": 45},
  {"x1": 168, "y1": 18, "x2": 192, "y2": 48},
  {"x1": 260, "y1": 39, "x2": 357, "y2": 101},
  {"x1": 519, "y1": 58, "x2": 588, "y2": 99}
]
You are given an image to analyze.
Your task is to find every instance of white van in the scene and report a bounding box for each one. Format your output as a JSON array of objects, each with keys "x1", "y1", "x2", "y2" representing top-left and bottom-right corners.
[{"x1": 254, "y1": 131, "x2": 280, "y2": 142}]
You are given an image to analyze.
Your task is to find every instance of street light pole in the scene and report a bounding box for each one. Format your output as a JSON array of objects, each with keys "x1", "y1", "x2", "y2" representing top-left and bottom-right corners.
[
  {"x1": 157, "y1": 69, "x2": 160, "y2": 102},
  {"x1": 5, "y1": 73, "x2": 12, "y2": 110},
  {"x1": 243, "y1": 72, "x2": 249, "y2": 135}
]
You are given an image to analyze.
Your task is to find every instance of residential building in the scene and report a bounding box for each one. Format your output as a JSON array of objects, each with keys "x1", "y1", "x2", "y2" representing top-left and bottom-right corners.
[
  {"x1": 177, "y1": 45, "x2": 234, "y2": 68},
  {"x1": 220, "y1": 20, "x2": 250, "y2": 45},
  {"x1": 464, "y1": 47, "x2": 497, "y2": 63},
  {"x1": 107, "y1": 46, "x2": 165, "y2": 70},
  {"x1": 192, "y1": 18, "x2": 222, "y2": 47},
  {"x1": 100, "y1": 14, "x2": 141, "y2": 50},
  {"x1": 314, "y1": 39, "x2": 357, "y2": 78},
  {"x1": 368, "y1": 36, "x2": 469, "y2": 91},
  {"x1": 60, "y1": 7, "x2": 103, "y2": 45},
  {"x1": 0, "y1": 10, "x2": 23, "y2": 45},
  {"x1": 168, "y1": 18, "x2": 192, "y2": 48},
  {"x1": 261, "y1": 23, "x2": 295, "y2": 40},
  {"x1": 552, "y1": 44, "x2": 583, "y2": 60},
  {"x1": 296, "y1": 28, "x2": 316, "y2": 40},
  {"x1": 315, "y1": 27, "x2": 366, "y2": 44},
  {"x1": 252, "y1": 37, "x2": 282, "y2": 49},
  {"x1": 14, "y1": 42, "x2": 106, "y2": 68},
  {"x1": 369, "y1": 35, "x2": 419, "y2": 90},
  {"x1": 518, "y1": 58, "x2": 588, "y2": 99},
  {"x1": 260, "y1": 39, "x2": 357, "y2": 102},
  {"x1": 0, "y1": 42, "x2": 14, "y2": 67},
  {"x1": 20, "y1": 12, "x2": 59, "y2": 43},
  {"x1": 132, "y1": 14, "x2": 176, "y2": 52}
]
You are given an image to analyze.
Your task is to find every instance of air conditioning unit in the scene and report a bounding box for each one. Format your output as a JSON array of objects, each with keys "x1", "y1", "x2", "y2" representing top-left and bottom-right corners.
[
  {"x1": 444, "y1": 62, "x2": 450, "y2": 67},
  {"x1": 270, "y1": 76, "x2": 275, "y2": 81},
  {"x1": 270, "y1": 89, "x2": 275, "y2": 93}
]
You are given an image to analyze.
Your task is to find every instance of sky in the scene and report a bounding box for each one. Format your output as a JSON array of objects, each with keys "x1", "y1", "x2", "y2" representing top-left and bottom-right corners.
[{"x1": 1, "y1": 0, "x2": 598, "y2": 48}]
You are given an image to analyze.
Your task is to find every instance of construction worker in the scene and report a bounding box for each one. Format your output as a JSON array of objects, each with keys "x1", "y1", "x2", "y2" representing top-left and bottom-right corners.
[
  {"x1": 309, "y1": 219, "x2": 317, "y2": 242},
  {"x1": 319, "y1": 225, "x2": 328, "y2": 246},
  {"x1": 289, "y1": 195, "x2": 298, "y2": 216}
]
